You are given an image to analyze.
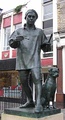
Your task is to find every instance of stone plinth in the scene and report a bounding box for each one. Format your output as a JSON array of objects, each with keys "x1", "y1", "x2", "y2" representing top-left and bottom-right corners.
[{"x1": 1, "y1": 107, "x2": 63, "y2": 120}]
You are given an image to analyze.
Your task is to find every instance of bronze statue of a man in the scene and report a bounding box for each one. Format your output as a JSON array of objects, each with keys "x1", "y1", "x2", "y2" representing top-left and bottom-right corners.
[{"x1": 9, "y1": 9, "x2": 51, "y2": 113}]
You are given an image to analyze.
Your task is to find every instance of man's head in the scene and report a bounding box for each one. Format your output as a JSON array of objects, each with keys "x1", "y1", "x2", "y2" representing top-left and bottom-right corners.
[
  {"x1": 25, "y1": 9, "x2": 38, "y2": 19},
  {"x1": 25, "y1": 9, "x2": 38, "y2": 25}
]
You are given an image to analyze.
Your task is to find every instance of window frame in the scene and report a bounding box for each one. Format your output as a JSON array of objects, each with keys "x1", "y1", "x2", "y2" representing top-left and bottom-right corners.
[
  {"x1": 3, "y1": 27, "x2": 11, "y2": 50},
  {"x1": 14, "y1": 23, "x2": 22, "y2": 30},
  {"x1": 43, "y1": 1, "x2": 53, "y2": 20},
  {"x1": 42, "y1": 0, "x2": 53, "y2": 56}
]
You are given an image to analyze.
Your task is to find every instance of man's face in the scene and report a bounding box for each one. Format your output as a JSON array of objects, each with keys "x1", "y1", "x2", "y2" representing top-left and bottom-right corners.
[{"x1": 26, "y1": 12, "x2": 37, "y2": 25}]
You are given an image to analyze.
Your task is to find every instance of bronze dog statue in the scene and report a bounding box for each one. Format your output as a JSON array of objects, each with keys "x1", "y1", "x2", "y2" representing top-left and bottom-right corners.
[{"x1": 41, "y1": 66, "x2": 59, "y2": 109}]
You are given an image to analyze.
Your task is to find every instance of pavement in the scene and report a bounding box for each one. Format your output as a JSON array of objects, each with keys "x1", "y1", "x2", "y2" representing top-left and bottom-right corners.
[{"x1": 61, "y1": 109, "x2": 65, "y2": 120}]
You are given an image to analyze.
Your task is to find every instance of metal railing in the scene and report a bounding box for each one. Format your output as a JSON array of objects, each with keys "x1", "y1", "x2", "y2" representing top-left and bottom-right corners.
[
  {"x1": 0, "y1": 86, "x2": 27, "y2": 114},
  {"x1": 3, "y1": 86, "x2": 22, "y2": 98}
]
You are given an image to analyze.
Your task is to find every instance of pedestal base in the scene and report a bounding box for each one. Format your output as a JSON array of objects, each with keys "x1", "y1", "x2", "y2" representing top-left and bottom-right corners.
[
  {"x1": 1, "y1": 113, "x2": 63, "y2": 120},
  {"x1": 1, "y1": 107, "x2": 64, "y2": 120}
]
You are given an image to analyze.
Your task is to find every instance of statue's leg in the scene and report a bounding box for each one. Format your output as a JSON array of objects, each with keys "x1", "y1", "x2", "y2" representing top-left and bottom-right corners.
[
  {"x1": 52, "y1": 93, "x2": 56, "y2": 109},
  {"x1": 35, "y1": 82, "x2": 43, "y2": 112},
  {"x1": 18, "y1": 70, "x2": 35, "y2": 108},
  {"x1": 31, "y1": 68, "x2": 43, "y2": 113}
]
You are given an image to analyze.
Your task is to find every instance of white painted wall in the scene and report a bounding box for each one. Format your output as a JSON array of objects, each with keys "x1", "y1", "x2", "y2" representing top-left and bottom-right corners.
[
  {"x1": 53, "y1": 0, "x2": 57, "y2": 65},
  {"x1": 9, "y1": 12, "x2": 14, "y2": 58},
  {"x1": 0, "y1": 17, "x2": 4, "y2": 59}
]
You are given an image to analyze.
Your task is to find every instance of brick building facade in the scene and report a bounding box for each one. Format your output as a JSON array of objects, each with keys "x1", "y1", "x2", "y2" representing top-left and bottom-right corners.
[{"x1": 54, "y1": 0, "x2": 65, "y2": 108}]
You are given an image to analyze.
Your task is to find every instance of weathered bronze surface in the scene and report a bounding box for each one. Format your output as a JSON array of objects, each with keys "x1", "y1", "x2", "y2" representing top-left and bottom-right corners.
[
  {"x1": 9, "y1": 9, "x2": 51, "y2": 113},
  {"x1": 41, "y1": 66, "x2": 59, "y2": 109},
  {"x1": 4, "y1": 107, "x2": 61, "y2": 118}
]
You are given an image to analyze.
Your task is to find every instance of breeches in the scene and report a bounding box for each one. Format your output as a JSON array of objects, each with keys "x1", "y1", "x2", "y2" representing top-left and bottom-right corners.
[{"x1": 18, "y1": 68, "x2": 42, "y2": 85}]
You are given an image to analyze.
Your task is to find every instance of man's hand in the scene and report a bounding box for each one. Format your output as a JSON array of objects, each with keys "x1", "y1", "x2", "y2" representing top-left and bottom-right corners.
[{"x1": 16, "y1": 36, "x2": 24, "y2": 41}]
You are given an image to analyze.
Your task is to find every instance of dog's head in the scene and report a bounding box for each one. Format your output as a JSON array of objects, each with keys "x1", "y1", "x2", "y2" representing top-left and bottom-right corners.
[{"x1": 48, "y1": 66, "x2": 59, "y2": 78}]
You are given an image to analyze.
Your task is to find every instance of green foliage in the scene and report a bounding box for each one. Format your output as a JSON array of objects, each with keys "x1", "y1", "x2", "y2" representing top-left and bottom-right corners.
[
  {"x1": 14, "y1": 5, "x2": 23, "y2": 13},
  {"x1": 14, "y1": 3, "x2": 28, "y2": 13}
]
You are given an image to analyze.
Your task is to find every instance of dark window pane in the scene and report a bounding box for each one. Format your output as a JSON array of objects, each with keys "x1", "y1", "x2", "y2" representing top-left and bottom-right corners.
[{"x1": 43, "y1": 19, "x2": 53, "y2": 28}]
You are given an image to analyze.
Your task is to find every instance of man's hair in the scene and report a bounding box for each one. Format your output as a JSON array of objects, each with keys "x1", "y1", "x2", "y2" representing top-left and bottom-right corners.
[{"x1": 25, "y1": 9, "x2": 38, "y2": 19}]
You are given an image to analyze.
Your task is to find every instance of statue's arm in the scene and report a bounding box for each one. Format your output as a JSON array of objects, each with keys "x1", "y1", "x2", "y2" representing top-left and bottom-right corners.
[
  {"x1": 41, "y1": 43, "x2": 51, "y2": 52},
  {"x1": 9, "y1": 31, "x2": 20, "y2": 48},
  {"x1": 41, "y1": 32, "x2": 51, "y2": 52},
  {"x1": 9, "y1": 38, "x2": 20, "y2": 48},
  {"x1": 9, "y1": 30, "x2": 24, "y2": 48}
]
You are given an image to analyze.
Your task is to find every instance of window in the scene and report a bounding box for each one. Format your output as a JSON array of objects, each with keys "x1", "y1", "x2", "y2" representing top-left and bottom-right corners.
[
  {"x1": 42, "y1": 0, "x2": 53, "y2": 54},
  {"x1": 43, "y1": 19, "x2": 53, "y2": 51},
  {"x1": 43, "y1": 19, "x2": 53, "y2": 28},
  {"x1": 14, "y1": 23, "x2": 22, "y2": 30},
  {"x1": 43, "y1": 2, "x2": 53, "y2": 20},
  {"x1": 3, "y1": 27, "x2": 11, "y2": 50}
]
